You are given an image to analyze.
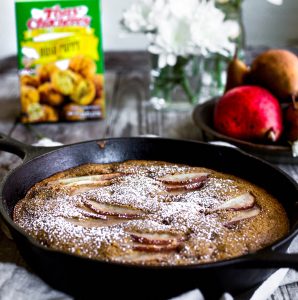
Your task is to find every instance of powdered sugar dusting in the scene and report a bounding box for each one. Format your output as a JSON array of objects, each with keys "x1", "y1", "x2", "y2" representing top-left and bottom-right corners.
[{"x1": 13, "y1": 160, "x2": 289, "y2": 266}]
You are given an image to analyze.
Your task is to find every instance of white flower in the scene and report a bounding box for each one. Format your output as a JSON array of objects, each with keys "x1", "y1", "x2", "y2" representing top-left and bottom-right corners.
[
  {"x1": 148, "y1": 16, "x2": 195, "y2": 68},
  {"x1": 190, "y1": 1, "x2": 235, "y2": 56},
  {"x1": 149, "y1": 0, "x2": 236, "y2": 68},
  {"x1": 121, "y1": 0, "x2": 153, "y2": 32},
  {"x1": 224, "y1": 20, "x2": 241, "y2": 40},
  {"x1": 121, "y1": 0, "x2": 284, "y2": 68},
  {"x1": 121, "y1": 0, "x2": 166, "y2": 32}
]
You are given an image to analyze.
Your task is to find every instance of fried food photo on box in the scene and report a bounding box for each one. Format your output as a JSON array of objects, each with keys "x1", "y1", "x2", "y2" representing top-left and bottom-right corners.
[{"x1": 15, "y1": 0, "x2": 105, "y2": 123}]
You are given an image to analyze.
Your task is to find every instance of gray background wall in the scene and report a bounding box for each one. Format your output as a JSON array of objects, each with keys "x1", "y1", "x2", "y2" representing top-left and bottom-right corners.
[{"x1": 0, "y1": 0, "x2": 297, "y2": 59}]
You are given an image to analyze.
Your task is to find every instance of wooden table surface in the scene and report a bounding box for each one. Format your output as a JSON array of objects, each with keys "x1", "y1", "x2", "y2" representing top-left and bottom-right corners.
[{"x1": 0, "y1": 50, "x2": 298, "y2": 300}]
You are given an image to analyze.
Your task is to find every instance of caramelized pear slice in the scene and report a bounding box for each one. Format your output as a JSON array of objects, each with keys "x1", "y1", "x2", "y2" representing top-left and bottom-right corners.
[
  {"x1": 157, "y1": 172, "x2": 209, "y2": 185},
  {"x1": 83, "y1": 200, "x2": 145, "y2": 219},
  {"x1": 77, "y1": 206, "x2": 107, "y2": 220},
  {"x1": 70, "y1": 186, "x2": 105, "y2": 196},
  {"x1": 210, "y1": 192, "x2": 255, "y2": 213},
  {"x1": 65, "y1": 217, "x2": 127, "y2": 228},
  {"x1": 56, "y1": 173, "x2": 123, "y2": 186},
  {"x1": 163, "y1": 181, "x2": 206, "y2": 192},
  {"x1": 130, "y1": 232, "x2": 184, "y2": 245},
  {"x1": 224, "y1": 206, "x2": 261, "y2": 228}
]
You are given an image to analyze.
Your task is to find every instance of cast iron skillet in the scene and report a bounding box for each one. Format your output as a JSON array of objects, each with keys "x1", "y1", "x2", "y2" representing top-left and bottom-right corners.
[{"x1": 0, "y1": 133, "x2": 298, "y2": 300}]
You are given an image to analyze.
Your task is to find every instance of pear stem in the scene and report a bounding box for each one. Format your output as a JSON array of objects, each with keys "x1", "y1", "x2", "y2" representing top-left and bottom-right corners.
[{"x1": 233, "y1": 46, "x2": 239, "y2": 60}]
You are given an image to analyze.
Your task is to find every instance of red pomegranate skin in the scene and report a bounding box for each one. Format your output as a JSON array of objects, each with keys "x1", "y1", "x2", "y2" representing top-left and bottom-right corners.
[{"x1": 213, "y1": 86, "x2": 283, "y2": 142}]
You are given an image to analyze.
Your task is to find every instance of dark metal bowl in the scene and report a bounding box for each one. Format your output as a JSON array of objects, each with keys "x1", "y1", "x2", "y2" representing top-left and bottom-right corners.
[{"x1": 193, "y1": 98, "x2": 297, "y2": 164}]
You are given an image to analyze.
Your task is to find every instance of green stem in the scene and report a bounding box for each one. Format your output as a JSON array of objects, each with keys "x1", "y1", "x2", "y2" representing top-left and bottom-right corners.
[
  {"x1": 154, "y1": 66, "x2": 176, "y2": 102},
  {"x1": 181, "y1": 75, "x2": 196, "y2": 104},
  {"x1": 215, "y1": 55, "x2": 222, "y2": 90},
  {"x1": 174, "y1": 57, "x2": 197, "y2": 104},
  {"x1": 163, "y1": 81, "x2": 172, "y2": 103}
]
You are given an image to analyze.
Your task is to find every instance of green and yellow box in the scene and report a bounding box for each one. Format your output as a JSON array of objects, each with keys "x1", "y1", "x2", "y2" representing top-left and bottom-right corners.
[{"x1": 15, "y1": 0, "x2": 105, "y2": 123}]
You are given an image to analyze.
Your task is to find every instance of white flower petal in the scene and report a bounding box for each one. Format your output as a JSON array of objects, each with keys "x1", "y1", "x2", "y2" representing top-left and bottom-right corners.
[
  {"x1": 158, "y1": 54, "x2": 167, "y2": 69},
  {"x1": 121, "y1": 0, "x2": 164, "y2": 32},
  {"x1": 154, "y1": 16, "x2": 193, "y2": 55},
  {"x1": 168, "y1": 0, "x2": 199, "y2": 19},
  {"x1": 190, "y1": 1, "x2": 235, "y2": 57},
  {"x1": 148, "y1": 44, "x2": 162, "y2": 54},
  {"x1": 167, "y1": 54, "x2": 177, "y2": 66},
  {"x1": 224, "y1": 20, "x2": 241, "y2": 39}
]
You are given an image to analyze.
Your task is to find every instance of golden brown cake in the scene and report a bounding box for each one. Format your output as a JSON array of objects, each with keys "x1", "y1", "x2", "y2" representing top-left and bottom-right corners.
[{"x1": 13, "y1": 160, "x2": 289, "y2": 265}]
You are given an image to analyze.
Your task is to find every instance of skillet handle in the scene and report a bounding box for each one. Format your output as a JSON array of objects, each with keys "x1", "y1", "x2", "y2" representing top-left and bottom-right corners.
[
  {"x1": 237, "y1": 252, "x2": 298, "y2": 270},
  {"x1": 0, "y1": 132, "x2": 61, "y2": 161}
]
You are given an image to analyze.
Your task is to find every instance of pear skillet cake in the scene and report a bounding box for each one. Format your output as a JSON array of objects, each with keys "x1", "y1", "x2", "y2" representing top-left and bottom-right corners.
[{"x1": 13, "y1": 160, "x2": 289, "y2": 265}]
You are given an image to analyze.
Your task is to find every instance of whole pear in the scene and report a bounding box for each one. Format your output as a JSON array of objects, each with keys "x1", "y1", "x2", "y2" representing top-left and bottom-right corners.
[
  {"x1": 224, "y1": 49, "x2": 250, "y2": 93},
  {"x1": 214, "y1": 86, "x2": 283, "y2": 142},
  {"x1": 247, "y1": 49, "x2": 298, "y2": 100}
]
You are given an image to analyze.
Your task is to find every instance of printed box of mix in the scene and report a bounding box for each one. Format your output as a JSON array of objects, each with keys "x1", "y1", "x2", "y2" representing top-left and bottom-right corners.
[{"x1": 15, "y1": 0, "x2": 105, "y2": 123}]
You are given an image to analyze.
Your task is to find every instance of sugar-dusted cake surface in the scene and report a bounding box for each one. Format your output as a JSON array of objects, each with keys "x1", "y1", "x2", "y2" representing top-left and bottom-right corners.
[{"x1": 13, "y1": 160, "x2": 289, "y2": 265}]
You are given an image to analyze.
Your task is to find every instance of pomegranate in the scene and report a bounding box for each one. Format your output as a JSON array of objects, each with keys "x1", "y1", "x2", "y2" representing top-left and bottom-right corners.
[{"x1": 213, "y1": 86, "x2": 283, "y2": 142}]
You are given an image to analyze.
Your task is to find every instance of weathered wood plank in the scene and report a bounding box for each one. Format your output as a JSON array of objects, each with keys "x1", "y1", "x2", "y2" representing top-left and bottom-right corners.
[
  {"x1": 0, "y1": 73, "x2": 23, "y2": 181},
  {"x1": 0, "y1": 73, "x2": 19, "y2": 132},
  {"x1": 105, "y1": 70, "x2": 148, "y2": 137},
  {"x1": 0, "y1": 72, "x2": 24, "y2": 267}
]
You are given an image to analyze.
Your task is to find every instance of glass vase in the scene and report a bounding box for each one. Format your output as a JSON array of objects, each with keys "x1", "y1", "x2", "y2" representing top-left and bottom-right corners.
[
  {"x1": 149, "y1": 54, "x2": 204, "y2": 111},
  {"x1": 148, "y1": 1, "x2": 245, "y2": 110}
]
